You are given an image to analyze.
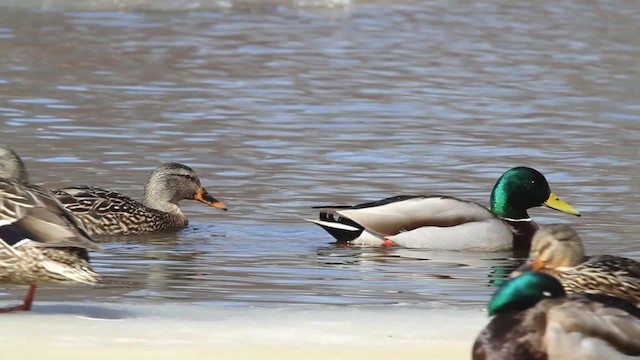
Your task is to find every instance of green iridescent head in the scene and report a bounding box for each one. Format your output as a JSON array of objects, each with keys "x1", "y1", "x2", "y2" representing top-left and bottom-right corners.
[
  {"x1": 488, "y1": 271, "x2": 565, "y2": 316},
  {"x1": 489, "y1": 167, "x2": 580, "y2": 220}
]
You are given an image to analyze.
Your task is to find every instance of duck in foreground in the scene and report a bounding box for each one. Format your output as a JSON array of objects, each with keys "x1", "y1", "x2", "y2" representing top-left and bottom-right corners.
[
  {"x1": 472, "y1": 272, "x2": 640, "y2": 360},
  {"x1": 52, "y1": 163, "x2": 228, "y2": 235},
  {"x1": 0, "y1": 146, "x2": 100, "y2": 312},
  {"x1": 306, "y1": 167, "x2": 580, "y2": 252},
  {"x1": 511, "y1": 224, "x2": 640, "y2": 305}
]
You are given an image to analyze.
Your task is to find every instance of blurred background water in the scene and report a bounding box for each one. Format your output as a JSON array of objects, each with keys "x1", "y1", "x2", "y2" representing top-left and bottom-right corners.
[{"x1": 1, "y1": 0, "x2": 640, "y2": 311}]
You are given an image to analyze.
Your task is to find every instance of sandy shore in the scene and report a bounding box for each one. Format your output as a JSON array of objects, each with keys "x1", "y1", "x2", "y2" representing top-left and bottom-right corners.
[
  {"x1": 10, "y1": 343, "x2": 473, "y2": 360},
  {"x1": 1, "y1": 302, "x2": 485, "y2": 359}
]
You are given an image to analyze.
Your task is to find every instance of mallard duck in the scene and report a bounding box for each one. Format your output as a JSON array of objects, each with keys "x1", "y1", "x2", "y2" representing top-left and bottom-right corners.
[
  {"x1": 511, "y1": 224, "x2": 640, "y2": 305},
  {"x1": 0, "y1": 146, "x2": 27, "y2": 183},
  {"x1": 52, "y1": 163, "x2": 228, "y2": 235},
  {"x1": 0, "y1": 146, "x2": 100, "y2": 312},
  {"x1": 473, "y1": 272, "x2": 640, "y2": 360},
  {"x1": 306, "y1": 167, "x2": 580, "y2": 252}
]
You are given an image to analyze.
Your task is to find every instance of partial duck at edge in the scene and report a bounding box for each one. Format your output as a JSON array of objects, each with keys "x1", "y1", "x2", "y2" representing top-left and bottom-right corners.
[
  {"x1": 0, "y1": 145, "x2": 100, "y2": 312},
  {"x1": 473, "y1": 272, "x2": 640, "y2": 359},
  {"x1": 511, "y1": 224, "x2": 640, "y2": 305}
]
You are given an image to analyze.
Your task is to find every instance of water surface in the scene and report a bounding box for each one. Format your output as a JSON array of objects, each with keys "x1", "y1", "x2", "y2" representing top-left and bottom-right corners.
[{"x1": 1, "y1": 0, "x2": 640, "y2": 317}]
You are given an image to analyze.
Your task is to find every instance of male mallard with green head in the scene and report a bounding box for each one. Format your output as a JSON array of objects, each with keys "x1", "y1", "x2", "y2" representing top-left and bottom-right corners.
[
  {"x1": 307, "y1": 167, "x2": 580, "y2": 252},
  {"x1": 473, "y1": 272, "x2": 640, "y2": 360}
]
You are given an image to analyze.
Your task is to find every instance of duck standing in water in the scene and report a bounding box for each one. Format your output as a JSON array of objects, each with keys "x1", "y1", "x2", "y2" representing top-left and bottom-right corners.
[
  {"x1": 307, "y1": 167, "x2": 580, "y2": 252},
  {"x1": 52, "y1": 163, "x2": 228, "y2": 235},
  {"x1": 473, "y1": 272, "x2": 640, "y2": 360},
  {"x1": 0, "y1": 146, "x2": 100, "y2": 312}
]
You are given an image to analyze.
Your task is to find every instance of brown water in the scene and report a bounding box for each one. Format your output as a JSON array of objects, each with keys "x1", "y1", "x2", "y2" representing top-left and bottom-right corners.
[{"x1": 1, "y1": 0, "x2": 640, "y2": 313}]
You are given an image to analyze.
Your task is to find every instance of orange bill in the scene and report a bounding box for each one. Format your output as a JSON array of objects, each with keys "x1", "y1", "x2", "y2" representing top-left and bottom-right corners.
[
  {"x1": 194, "y1": 188, "x2": 228, "y2": 211},
  {"x1": 509, "y1": 257, "x2": 545, "y2": 278}
]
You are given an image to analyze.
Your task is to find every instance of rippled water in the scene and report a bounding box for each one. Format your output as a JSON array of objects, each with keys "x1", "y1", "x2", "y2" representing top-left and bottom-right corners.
[{"x1": 1, "y1": 0, "x2": 640, "y2": 312}]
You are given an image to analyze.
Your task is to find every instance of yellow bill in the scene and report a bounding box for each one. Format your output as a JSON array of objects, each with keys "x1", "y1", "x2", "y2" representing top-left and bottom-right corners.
[{"x1": 543, "y1": 192, "x2": 580, "y2": 216}]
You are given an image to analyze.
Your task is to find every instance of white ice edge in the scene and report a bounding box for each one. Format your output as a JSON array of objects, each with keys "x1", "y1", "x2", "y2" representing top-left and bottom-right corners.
[{"x1": 0, "y1": 302, "x2": 487, "y2": 359}]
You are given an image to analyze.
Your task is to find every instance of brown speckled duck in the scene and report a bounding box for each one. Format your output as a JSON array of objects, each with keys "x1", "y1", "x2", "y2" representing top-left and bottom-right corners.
[
  {"x1": 512, "y1": 224, "x2": 640, "y2": 305},
  {"x1": 52, "y1": 163, "x2": 228, "y2": 235},
  {"x1": 0, "y1": 146, "x2": 100, "y2": 312}
]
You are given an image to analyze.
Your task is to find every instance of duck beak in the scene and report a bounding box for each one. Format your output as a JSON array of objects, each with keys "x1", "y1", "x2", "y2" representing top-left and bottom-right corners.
[
  {"x1": 543, "y1": 192, "x2": 581, "y2": 216},
  {"x1": 510, "y1": 257, "x2": 545, "y2": 278},
  {"x1": 194, "y1": 187, "x2": 228, "y2": 211}
]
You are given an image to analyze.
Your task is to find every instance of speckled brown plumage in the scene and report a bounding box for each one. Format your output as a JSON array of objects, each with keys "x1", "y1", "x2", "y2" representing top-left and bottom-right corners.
[
  {"x1": 0, "y1": 178, "x2": 101, "y2": 312},
  {"x1": 53, "y1": 185, "x2": 189, "y2": 235},
  {"x1": 545, "y1": 255, "x2": 640, "y2": 304},
  {"x1": 513, "y1": 224, "x2": 640, "y2": 305},
  {"x1": 0, "y1": 146, "x2": 101, "y2": 312},
  {"x1": 52, "y1": 163, "x2": 228, "y2": 236},
  {"x1": 0, "y1": 246, "x2": 97, "y2": 285}
]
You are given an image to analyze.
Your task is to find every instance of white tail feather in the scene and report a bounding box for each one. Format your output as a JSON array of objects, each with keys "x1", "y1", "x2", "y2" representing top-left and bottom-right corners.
[
  {"x1": 304, "y1": 219, "x2": 360, "y2": 232},
  {"x1": 0, "y1": 238, "x2": 23, "y2": 258}
]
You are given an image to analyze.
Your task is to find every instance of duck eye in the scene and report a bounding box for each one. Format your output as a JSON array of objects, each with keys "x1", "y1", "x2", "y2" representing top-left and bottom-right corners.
[
  {"x1": 542, "y1": 291, "x2": 551, "y2": 297},
  {"x1": 176, "y1": 174, "x2": 196, "y2": 182}
]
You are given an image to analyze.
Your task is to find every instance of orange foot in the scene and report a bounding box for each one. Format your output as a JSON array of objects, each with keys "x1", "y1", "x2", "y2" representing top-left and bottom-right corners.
[
  {"x1": 0, "y1": 284, "x2": 36, "y2": 314},
  {"x1": 382, "y1": 239, "x2": 395, "y2": 247},
  {"x1": 0, "y1": 303, "x2": 31, "y2": 313}
]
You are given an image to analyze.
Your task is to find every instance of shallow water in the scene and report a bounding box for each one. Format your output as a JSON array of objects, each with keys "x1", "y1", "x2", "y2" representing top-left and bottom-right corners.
[{"x1": 1, "y1": 0, "x2": 640, "y2": 356}]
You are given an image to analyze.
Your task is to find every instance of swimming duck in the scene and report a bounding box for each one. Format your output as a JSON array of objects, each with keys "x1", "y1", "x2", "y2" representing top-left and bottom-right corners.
[
  {"x1": 306, "y1": 167, "x2": 580, "y2": 252},
  {"x1": 473, "y1": 272, "x2": 640, "y2": 360},
  {"x1": 0, "y1": 146, "x2": 100, "y2": 312},
  {"x1": 52, "y1": 163, "x2": 228, "y2": 235},
  {"x1": 511, "y1": 224, "x2": 640, "y2": 305}
]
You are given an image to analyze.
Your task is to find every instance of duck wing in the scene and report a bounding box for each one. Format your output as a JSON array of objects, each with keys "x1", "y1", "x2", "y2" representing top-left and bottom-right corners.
[
  {"x1": 546, "y1": 294, "x2": 640, "y2": 356},
  {"x1": 0, "y1": 180, "x2": 100, "y2": 251},
  {"x1": 388, "y1": 218, "x2": 513, "y2": 251},
  {"x1": 581, "y1": 255, "x2": 640, "y2": 277},
  {"x1": 52, "y1": 185, "x2": 141, "y2": 215},
  {"x1": 332, "y1": 195, "x2": 496, "y2": 236},
  {"x1": 557, "y1": 255, "x2": 640, "y2": 304}
]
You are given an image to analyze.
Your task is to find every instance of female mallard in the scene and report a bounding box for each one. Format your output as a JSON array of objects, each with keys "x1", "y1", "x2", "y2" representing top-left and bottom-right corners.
[
  {"x1": 512, "y1": 224, "x2": 640, "y2": 305},
  {"x1": 306, "y1": 167, "x2": 580, "y2": 252},
  {"x1": 0, "y1": 146, "x2": 100, "y2": 312},
  {"x1": 52, "y1": 163, "x2": 228, "y2": 235},
  {"x1": 473, "y1": 272, "x2": 640, "y2": 360}
]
